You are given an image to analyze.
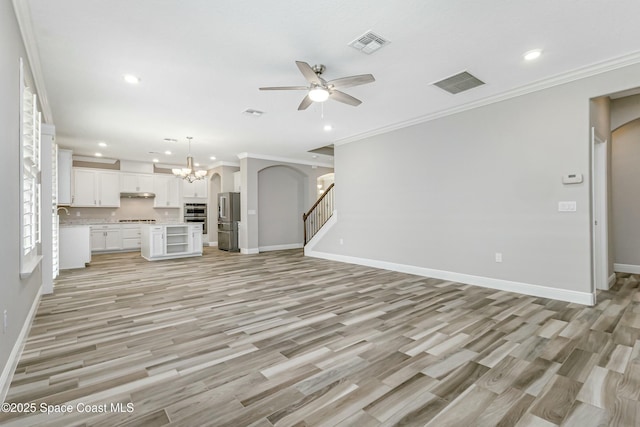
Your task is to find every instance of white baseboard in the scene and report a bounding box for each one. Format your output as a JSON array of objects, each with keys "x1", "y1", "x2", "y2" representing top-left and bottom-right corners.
[
  {"x1": 608, "y1": 273, "x2": 617, "y2": 289},
  {"x1": 206, "y1": 241, "x2": 218, "y2": 247},
  {"x1": 305, "y1": 250, "x2": 595, "y2": 306},
  {"x1": 0, "y1": 285, "x2": 42, "y2": 403},
  {"x1": 259, "y1": 243, "x2": 303, "y2": 252},
  {"x1": 241, "y1": 248, "x2": 259, "y2": 255},
  {"x1": 614, "y1": 263, "x2": 640, "y2": 274}
]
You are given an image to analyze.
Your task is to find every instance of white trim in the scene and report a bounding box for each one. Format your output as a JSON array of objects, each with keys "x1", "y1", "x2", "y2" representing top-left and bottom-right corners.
[
  {"x1": 259, "y1": 243, "x2": 303, "y2": 252},
  {"x1": 304, "y1": 210, "x2": 338, "y2": 255},
  {"x1": 11, "y1": 0, "x2": 52, "y2": 123},
  {"x1": 305, "y1": 250, "x2": 595, "y2": 306},
  {"x1": 72, "y1": 155, "x2": 119, "y2": 164},
  {"x1": 206, "y1": 241, "x2": 218, "y2": 247},
  {"x1": 0, "y1": 285, "x2": 42, "y2": 403},
  {"x1": 237, "y1": 152, "x2": 333, "y2": 168},
  {"x1": 608, "y1": 273, "x2": 617, "y2": 289},
  {"x1": 614, "y1": 263, "x2": 640, "y2": 274},
  {"x1": 210, "y1": 160, "x2": 240, "y2": 168},
  {"x1": 335, "y1": 51, "x2": 640, "y2": 147},
  {"x1": 241, "y1": 248, "x2": 259, "y2": 255}
]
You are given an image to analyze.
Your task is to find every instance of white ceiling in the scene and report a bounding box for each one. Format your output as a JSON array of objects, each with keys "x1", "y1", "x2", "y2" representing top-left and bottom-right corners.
[{"x1": 21, "y1": 0, "x2": 640, "y2": 168}]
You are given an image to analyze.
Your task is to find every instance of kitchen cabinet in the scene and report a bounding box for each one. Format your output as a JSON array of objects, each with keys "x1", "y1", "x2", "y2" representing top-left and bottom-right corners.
[
  {"x1": 72, "y1": 168, "x2": 120, "y2": 207},
  {"x1": 121, "y1": 224, "x2": 142, "y2": 249},
  {"x1": 57, "y1": 149, "x2": 73, "y2": 205},
  {"x1": 121, "y1": 173, "x2": 154, "y2": 193},
  {"x1": 90, "y1": 224, "x2": 122, "y2": 251},
  {"x1": 183, "y1": 178, "x2": 208, "y2": 199},
  {"x1": 141, "y1": 224, "x2": 202, "y2": 260},
  {"x1": 59, "y1": 225, "x2": 91, "y2": 269},
  {"x1": 153, "y1": 175, "x2": 181, "y2": 208}
]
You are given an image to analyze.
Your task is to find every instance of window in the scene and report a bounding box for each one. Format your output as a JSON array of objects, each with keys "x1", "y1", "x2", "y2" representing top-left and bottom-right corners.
[{"x1": 19, "y1": 58, "x2": 42, "y2": 278}]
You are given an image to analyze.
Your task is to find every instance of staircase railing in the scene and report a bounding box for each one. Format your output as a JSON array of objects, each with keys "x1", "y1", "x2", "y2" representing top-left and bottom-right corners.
[{"x1": 303, "y1": 183, "x2": 334, "y2": 245}]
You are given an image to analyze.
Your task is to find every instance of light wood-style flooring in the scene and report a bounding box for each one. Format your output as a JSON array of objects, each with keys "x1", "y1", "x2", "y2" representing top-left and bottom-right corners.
[{"x1": 2, "y1": 247, "x2": 640, "y2": 426}]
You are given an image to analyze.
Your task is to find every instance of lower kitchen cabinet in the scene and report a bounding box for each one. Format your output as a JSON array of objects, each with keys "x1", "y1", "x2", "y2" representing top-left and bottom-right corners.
[
  {"x1": 90, "y1": 225, "x2": 122, "y2": 251},
  {"x1": 141, "y1": 224, "x2": 202, "y2": 261},
  {"x1": 121, "y1": 224, "x2": 142, "y2": 250}
]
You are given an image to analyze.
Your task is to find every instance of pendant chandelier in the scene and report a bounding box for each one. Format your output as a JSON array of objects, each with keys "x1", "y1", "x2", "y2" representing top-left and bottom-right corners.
[{"x1": 172, "y1": 137, "x2": 207, "y2": 182}]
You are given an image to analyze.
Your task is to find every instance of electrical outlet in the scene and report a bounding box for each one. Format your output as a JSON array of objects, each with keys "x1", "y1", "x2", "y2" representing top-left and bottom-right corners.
[
  {"x1": 495, "y1": 253, "x2": 503, "y2": 263},
  {"x1": 339, "y1": 238, "x2": 344, "y2": 245},
  {"x1": 3, "y1": 309, "x2": 7, "y2": 334},
  {"x1": 76, "y1": 212, "x2": 81, "y2": 217}
]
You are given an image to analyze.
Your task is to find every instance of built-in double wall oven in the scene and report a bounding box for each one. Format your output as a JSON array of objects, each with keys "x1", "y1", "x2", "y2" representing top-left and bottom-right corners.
[{"x1": 184, "y1": 203, "x2": 207, "y2": 234}]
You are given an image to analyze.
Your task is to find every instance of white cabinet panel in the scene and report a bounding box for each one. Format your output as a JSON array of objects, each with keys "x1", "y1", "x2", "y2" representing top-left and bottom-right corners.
[
  {"x1": 90, "y1": 225, "x2": 122, "y2": 251},
  {"x1": 183, "y1": 179, "x2": 208, "y2": 199},
  {"x1": 72, "y1": 169, "x2": 120, "y2": 207},
  {"x1": 141, "y1": 224, "x2": 202, "y2": 261},
  {"x1": 121, "y1": 173, "x2": 154, "y2": 193},
  {"x1": 153, "y1": 175, "x2": 181, "y2": 208},
  {"x1": 57, "y1": 149, "x2": 73, "y2": 205}
]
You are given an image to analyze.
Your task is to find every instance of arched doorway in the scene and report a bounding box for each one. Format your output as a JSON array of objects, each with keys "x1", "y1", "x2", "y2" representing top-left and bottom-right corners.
[{"x1": 257, "y1": 165, "x2": 307, "y2": 250}]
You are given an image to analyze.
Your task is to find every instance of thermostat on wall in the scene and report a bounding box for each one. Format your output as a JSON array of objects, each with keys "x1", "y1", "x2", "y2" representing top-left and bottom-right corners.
[{"x1": 562, "y1": 173, "x2": 583, "y2": 184}]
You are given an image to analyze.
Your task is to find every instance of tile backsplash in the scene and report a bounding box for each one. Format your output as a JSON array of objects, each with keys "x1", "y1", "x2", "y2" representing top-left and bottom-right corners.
[{"x1": 59, "y1": 198, "x2": 181, "y2": 224}]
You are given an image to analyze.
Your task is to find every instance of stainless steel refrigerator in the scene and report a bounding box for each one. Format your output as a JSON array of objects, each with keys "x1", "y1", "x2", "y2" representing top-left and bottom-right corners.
[{"x1": 218, "y1": 192, "x2": 240, "y2": 251}]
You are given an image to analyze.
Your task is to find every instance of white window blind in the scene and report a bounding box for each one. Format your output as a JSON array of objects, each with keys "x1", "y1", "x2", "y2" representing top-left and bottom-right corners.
[{"x1": 20, "y1": 58, "x2": 42, "y2": 278}]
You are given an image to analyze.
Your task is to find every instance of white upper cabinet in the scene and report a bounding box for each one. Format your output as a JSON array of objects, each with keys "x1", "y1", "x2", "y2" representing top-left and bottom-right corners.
[
  {"x1": 183, "y1": 178, "x2": 208, "y2": 199},
  {"x1": 120, "y1": 173, "x2": 154, "y2": 193},
  {"x1": 57, "y1": 149, "x2": 73, "y2": 205},
  {"x1": 72, "y1": 168, "x2": 120, "y2": 207},
  {"x1": 153, "y1": 174, "x2": 181, "y2": 208}
]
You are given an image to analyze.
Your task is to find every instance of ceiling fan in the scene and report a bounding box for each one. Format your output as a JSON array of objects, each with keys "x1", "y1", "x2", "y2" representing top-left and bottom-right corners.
[{"x1": 259, "y1": 61, "x2": 375, "y2": 110}]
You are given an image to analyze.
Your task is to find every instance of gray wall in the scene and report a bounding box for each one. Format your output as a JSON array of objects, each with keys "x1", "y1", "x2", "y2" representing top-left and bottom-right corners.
[
  {"x1": 238, "y1": 156, "x2": 332, "y2": 253},
  {"x1": 612, "y1": 119, "x2": 640, "y2": 266},
  {"x1": 0, "y1": 0, "x2": 44, "y2": 393},
  {"x1": 313, "y1": 62, "x2": 640, "y2": 295},
  {"x1": 258, "y1": 166, "x2": 305, "y2": 248}
]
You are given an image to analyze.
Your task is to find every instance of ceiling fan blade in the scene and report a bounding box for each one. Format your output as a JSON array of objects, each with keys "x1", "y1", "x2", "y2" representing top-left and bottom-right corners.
[
  {"x1": 259, "y1": 86, "x2": 308, "y2": 91},
  {"x1": 296, "y1": 61, "x2": 322, "y2": 85},
  {"x1": 298, "y1": 94, "x2": 313, "y2": 110},
  {"x1": 328, "y1": 74, "x2": 375, "y2": 89},
  {"x1": 329, "y1": 90, "x2": 362, "y2": 106}
]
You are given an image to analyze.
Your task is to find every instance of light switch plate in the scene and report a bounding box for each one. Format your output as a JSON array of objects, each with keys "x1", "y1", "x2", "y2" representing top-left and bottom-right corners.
[{"x1": 558, "y1": 201, "x2": 577, "y2": 212}]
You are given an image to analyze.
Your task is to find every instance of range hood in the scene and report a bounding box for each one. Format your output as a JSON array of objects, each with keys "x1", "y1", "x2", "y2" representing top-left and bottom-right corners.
[{"x1": 120, "y1": 192, "x2": 156, "y2": 199}]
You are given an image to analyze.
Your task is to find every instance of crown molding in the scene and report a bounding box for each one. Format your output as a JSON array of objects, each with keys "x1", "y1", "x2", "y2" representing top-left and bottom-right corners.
[
  {"x1": 210, "y1": 160, "x2": 240, "y2": 168},
  {"x1": 336, "y1": 51, "x2": 640, "y2": 147},
  {"x1": 237, "y1": 152, "x2": 333, "y2": 168},
  {"x1": 12, "y1": 0, "x2": 53, "y2": 124}
]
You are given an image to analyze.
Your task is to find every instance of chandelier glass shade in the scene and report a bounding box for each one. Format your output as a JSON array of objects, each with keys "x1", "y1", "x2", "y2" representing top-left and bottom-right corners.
[{"x1": 172, "y1": 137, "x2": 207, "y2": 182}]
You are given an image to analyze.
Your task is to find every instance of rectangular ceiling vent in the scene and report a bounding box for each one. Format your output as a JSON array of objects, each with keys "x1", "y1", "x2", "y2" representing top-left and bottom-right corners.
[
  {"x1": 348, "y1": 31, "x2": 389, "y2": 54},
  {"x1": 242, "y1": 108, "x2": 264, "y2": 117},
  {"x1": 432, "y1": 71, "x2": 485, "y2": 94}
]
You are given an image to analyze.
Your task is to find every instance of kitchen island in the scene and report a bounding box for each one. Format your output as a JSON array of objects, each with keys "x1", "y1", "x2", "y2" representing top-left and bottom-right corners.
[{"x1": 140, "y1": 223, "x2": 203, "y2": 261}]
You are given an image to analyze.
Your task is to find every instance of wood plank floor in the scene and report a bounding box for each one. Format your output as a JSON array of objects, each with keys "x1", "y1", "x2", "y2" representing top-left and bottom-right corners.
[{"x1": 2, "y1": 247, "x2": 640, "y2": 426}]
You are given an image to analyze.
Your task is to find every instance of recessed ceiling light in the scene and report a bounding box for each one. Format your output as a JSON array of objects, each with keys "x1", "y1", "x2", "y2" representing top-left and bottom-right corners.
[
  {"x1": 152, "y1": 158, "x2": 159, "y2": 163},
  {"x1": 323, "y1": 124, "x2": 333, "y2": 131},
  {"x1": 164, "y1": 150, "x2": 172, "y2": 155},
  {"x1": 210, "y1": 156, "x2": 216, "y2": 160},
  {"x1": 524, "y1": 49, "x2": 542, "y2": 61},
  {"x1": 95, "y1": 152, "x2": 103, "y2": 157},
  {"x1": 98, "y1": 142, "x2": 107, "y2": 147},
  {"x1": 123, "y1": 74, "x2": 140, "y2": 84}
]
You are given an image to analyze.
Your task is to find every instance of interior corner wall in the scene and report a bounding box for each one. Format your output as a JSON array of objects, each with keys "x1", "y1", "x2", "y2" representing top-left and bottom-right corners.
[
  {"x1": 611, "y1": 119, "x2": 640, "y2": 267},
  {"x1": 0, "y1": 0, "x2": 44, "y2": 397},
  {"x1": 312, "y1": 62, "x2": 640, "y2": 298},
  {"x1": 589, "y1": 96, "x2": 613, "y2": 279}
]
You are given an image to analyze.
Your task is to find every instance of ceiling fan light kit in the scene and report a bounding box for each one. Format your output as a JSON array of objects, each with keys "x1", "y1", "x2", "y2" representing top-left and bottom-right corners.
[{"x1": 259, "y1": 61, "x2": 375, "y2": 110}]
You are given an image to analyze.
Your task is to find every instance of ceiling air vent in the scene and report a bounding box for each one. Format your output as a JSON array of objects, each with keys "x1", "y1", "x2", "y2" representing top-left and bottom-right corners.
[
  {"x1": 242, "y1": 108, "x2": 264, "y2": 117},
  {"x1": 348, "y1": 31, "x2": 389, "y2": 54},
  {"x1": 432, "y1": 71, "x2": 485, "y2": 94}
]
